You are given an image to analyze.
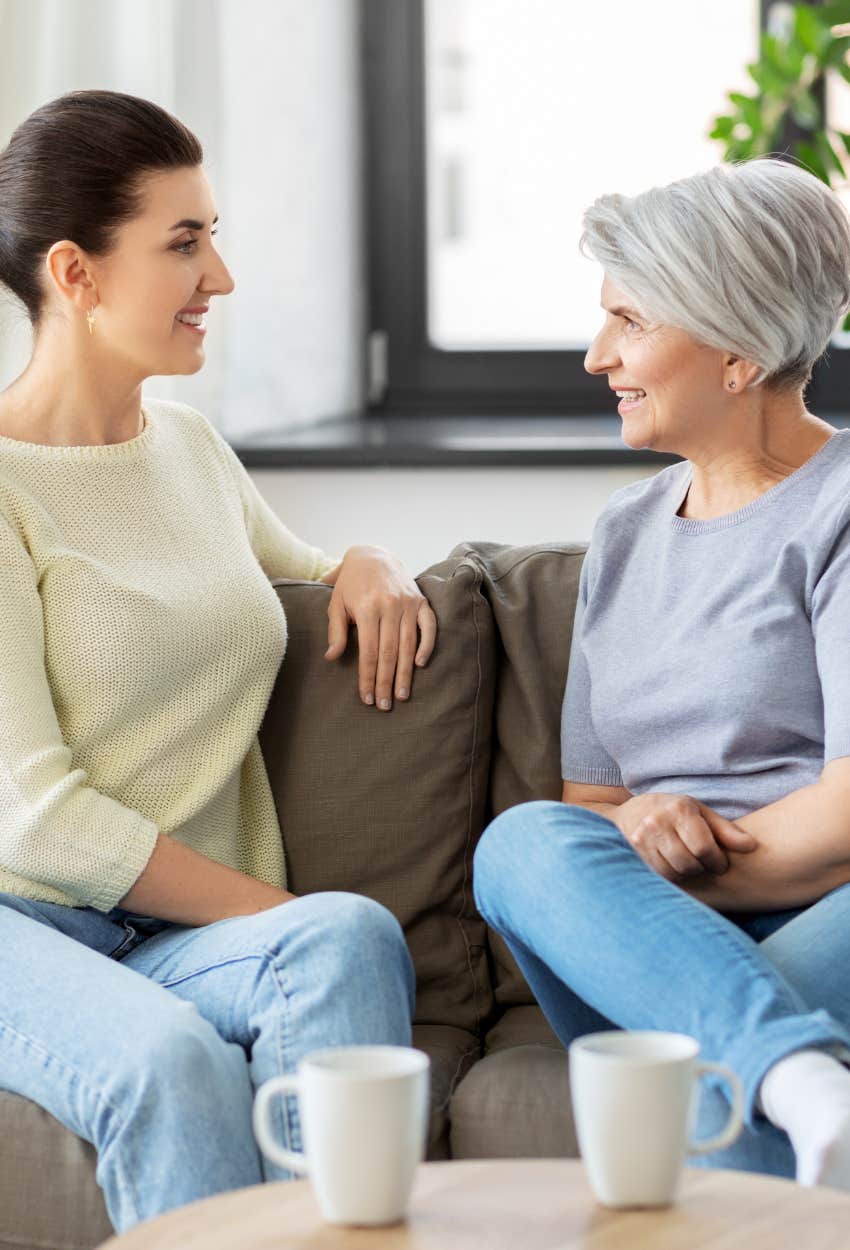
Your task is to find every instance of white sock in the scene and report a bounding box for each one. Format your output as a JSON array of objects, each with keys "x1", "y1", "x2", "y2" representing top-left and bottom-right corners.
[{"x1": 759, "y1": 1048, "x2": 850, "y2": 1189}]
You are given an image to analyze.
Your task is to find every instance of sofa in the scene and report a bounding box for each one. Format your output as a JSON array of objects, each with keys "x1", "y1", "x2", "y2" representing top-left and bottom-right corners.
[{"x1": 0, "y1": 540, "x2": 587, "y2": 1250}]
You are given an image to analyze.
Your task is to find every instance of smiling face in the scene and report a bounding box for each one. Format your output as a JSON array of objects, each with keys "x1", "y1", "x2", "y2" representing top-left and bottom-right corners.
[
  {"x1": 82, "y1": 164, "x2": 234, "y2": 380},
  {"x1": 584, "y1": 276, "x2": 731, "y2": 453}
]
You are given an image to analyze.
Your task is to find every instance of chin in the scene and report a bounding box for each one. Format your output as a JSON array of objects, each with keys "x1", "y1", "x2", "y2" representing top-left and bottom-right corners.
[
  {"x1": 619, "y1": 426, "x2": 653, "y2": 451},
  {"x1": 154, "y1": 353, "x2": 206, "y2": 378}
]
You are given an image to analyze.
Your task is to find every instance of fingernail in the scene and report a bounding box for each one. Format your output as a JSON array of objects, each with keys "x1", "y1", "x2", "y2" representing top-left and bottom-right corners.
[
  {"x1": 397, "y1": 688, "x2": 408, "y2": 699},
  {"x1": 379, "y1": 698, "x2": 391, "y2": 710},
  {"x1": 364, "y1": 693, "x2": 374, "y2": 705}
]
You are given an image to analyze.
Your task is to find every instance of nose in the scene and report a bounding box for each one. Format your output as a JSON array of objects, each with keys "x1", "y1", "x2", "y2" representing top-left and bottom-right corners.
[
  {"x1": 584, "y1": 324, "x2": 619, "y2": 376},
  {"x1": 201, "y1": 245, "x2": 236, "y2": 298}
]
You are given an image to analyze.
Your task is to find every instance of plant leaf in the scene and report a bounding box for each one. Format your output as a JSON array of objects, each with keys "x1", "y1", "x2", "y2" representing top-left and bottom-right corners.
[
  {"x1": 748, "y1": 59, "x2": 794, "y2": 95},
  {"x1": 796, "y1": 140, "x2": 830, "y2": 183},
  {"x1": 824, "y1": 34, "x2": 850, "y2": 68},
  {"x1": 817, "y1": 2, "x2": 850, "y2": 27},
  {"x1": 709, "y1": 115, "x2": 736, "y2": 140},
  {"x1": 730, "y1": 90, "x2": 766, "y2": 133},
  {"x1": 794, "y1": 5, "x2": 832, "y2": 57},
  {"x1": 816, "y1": 131, "x2": 846, "y2": 176},
  {"x1": 761, "y1": 32, "x2": 798, "y2": 81}
]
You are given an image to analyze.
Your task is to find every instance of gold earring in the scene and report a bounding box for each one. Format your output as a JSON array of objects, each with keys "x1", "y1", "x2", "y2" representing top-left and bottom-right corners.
[{"x1": 86, "y1": 307, "x2": 96, "y2": 336}]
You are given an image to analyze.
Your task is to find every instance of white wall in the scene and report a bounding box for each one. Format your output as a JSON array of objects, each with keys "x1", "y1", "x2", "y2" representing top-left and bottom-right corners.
[{"x1": 249, "y1": 463, "x2": 659, "y2": 574}]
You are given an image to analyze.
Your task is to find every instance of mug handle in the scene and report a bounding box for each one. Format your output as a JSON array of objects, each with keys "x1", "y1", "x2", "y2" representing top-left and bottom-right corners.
[
  {"x1": 687, "y1": 1060, "x2": 745, "y2": 1156},
  {"x1": 252, "y1": 1075, "x2": 310, "y2": 1175}
]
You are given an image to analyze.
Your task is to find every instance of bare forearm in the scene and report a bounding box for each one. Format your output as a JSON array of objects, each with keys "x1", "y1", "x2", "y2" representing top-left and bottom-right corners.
[
  {"x1": 118, "y1": 833, "x2": 295, "y2": 926},
  {"x1": 573, "y1": 800, "x2": 625, "y2": 826},
  {"x1": 685, "y1": 781, "x2": 850, "y2": 911}
]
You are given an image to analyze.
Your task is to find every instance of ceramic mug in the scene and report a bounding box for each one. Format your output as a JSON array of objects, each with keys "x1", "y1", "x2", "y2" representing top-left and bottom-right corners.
[
  {"x1": 253, "y1": 1045, "x2": 430, "y2": 1225},
  {"x1": 569, "y1": 1030, "x2": 744, "y2": 1208}
]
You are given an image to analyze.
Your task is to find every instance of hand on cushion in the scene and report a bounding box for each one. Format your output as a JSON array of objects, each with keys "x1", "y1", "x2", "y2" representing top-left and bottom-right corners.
[
  {"x1": 611, "y1": 792, "x2": 758, "y2": 881},
  {"x1": 322, "y1": 545, "x2": 438, "y2": 711}
]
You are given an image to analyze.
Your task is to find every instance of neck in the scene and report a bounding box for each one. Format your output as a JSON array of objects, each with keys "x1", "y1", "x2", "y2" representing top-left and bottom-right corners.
[
  {"x1": 0, "y1": 325, "x2": 146, "y2": 446},
  {"x1": 678, "y1": 390, "x2": 835, "y2": 516}
]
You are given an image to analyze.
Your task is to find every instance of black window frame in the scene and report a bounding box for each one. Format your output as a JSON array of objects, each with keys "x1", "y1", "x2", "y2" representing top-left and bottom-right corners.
[{"x1": 364, "y1": 0, "x2": 850, "y2": 416}]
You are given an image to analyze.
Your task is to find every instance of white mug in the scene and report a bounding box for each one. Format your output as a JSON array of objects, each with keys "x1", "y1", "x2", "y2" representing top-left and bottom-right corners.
[
  {"x1": 569, "y1": 1030, "x2": 744, "y2": 1208},
  {"x1": 253, "y1": 1045, "x2": 430, "y2": 1226}
]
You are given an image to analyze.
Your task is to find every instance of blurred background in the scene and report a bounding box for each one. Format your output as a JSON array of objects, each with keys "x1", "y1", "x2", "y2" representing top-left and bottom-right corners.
[{"x1": 0, "y1": 0, "x2": 848, "y2": 571}]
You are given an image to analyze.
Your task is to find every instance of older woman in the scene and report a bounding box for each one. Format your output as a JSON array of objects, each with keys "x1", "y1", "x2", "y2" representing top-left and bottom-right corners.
[
  {"x1": 0, "y1": 90, "x2": 436, "y2": 1234},
  {"x1": 474, "y1": 158, "x2": 850, "y2": 1189}
]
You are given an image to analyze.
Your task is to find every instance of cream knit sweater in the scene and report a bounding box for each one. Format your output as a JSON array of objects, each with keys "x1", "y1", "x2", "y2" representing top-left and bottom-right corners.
[{"x1": 0, "y1": 398, "x2": 337, "y2": 911}]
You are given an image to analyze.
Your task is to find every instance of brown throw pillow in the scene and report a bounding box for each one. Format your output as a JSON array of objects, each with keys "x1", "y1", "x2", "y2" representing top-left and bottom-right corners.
[
  {"x1": 450, "y1": 541, "x2": 587, "y2": 1008},
  {"x1": 259, "y1": 553, "x2": 497, "y2": 1035}
]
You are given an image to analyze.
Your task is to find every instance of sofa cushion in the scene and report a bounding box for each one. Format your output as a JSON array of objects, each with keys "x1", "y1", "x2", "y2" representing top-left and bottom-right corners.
[
  {"x1": 413, "y1": 1024, "x2": 480, "y2": 1160},
  {"x1": 483, "y1": 1003, "x2": 563, "y2": 1054},
  {"x1": 450, "y1": 1004, "x2": 577, "y2": 1159},
  {"x1": 449, "y1": 542, "x2": 586, "y2": 1008},
  {"x1": 260, "y1": 554, "x2": 497, "y2": 1035},
  {"x1": 0, "y1": 1089, "x2": 111, "y2": 1250}
]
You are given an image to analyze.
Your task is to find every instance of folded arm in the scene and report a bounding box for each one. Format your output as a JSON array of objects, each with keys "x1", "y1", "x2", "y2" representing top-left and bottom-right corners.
[
  {"x1": 682, "y1": 759, "x2": 850, "y2": 911},
  {"x1": 562, "y1": 764, "x2": 850, "y2": 912}
]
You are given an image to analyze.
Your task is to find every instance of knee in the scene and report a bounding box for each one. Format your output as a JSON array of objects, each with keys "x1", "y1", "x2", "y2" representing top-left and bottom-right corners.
[
  {"x1": 296, "y1": 892, "x2": 412, "y2": 982},
  {"x1": 473, "y1": 800, "x2": 560, "y2": 916},
  {"x1": 324, "y1": 892, "x2": 406, "y2": 953},
  {"x1": 473, "y1": 799, "x2": 621, "y2": 915}
]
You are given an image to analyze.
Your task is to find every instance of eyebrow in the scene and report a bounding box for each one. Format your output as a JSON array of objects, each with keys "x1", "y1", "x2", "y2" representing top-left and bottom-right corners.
[
  {"x1": 602, "y1": 304, "x2": 642, "y2": 320},
  {"x1": 169, "y1": 215, "x2": 219, "y2": 231}
]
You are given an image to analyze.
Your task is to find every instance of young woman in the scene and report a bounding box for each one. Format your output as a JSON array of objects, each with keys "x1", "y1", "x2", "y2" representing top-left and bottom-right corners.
[
  {"x1": 0, "y1": 90, "x2": 436, "y2": 1233},
  {"x1": 475, "y1": 158, "x2": 850, "y2": 1192}
]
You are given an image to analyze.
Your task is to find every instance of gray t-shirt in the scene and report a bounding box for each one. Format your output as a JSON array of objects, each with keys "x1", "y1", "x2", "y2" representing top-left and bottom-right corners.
[{"x1": 561, "y1": 428, "x2": 850, "y2": 819}]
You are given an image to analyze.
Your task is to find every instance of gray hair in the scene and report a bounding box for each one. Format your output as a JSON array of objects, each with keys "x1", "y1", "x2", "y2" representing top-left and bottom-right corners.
[{"x1": 580, "y1": 158, "x2": 850, "y2": 389}]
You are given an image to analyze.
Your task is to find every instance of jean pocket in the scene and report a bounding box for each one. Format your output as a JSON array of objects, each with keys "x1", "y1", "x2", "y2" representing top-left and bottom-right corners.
[{"x1": 108, "y1": 920, "x2": 141, "y2": 962}]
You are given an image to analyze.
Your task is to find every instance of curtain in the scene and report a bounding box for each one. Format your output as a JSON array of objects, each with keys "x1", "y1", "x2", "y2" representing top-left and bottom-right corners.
[{"x1": 0, "y1": 0, "x2": 364, "y2": 436}]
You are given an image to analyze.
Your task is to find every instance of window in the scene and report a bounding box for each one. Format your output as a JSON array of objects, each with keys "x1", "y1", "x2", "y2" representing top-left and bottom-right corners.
[{"x1": 365, "y1": 0, "x2": 849, "y2": 415}]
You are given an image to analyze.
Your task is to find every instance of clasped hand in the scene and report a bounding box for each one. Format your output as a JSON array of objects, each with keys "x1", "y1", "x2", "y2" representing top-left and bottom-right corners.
[
  {"x1": 613, "y1": 792, "x2": 758, "y2": 881},
  {"x1": 323, "y1": 545, "x2": 438, "y2": 710}
]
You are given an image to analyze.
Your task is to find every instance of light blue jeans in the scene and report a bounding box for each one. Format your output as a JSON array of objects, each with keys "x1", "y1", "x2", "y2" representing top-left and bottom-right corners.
[
  {"x1": 0, "y1": 890, "x2": 415, "y2": 1233},
  {"x1": 473, "y1": 801, "x2": 850, "y2": 1180}
]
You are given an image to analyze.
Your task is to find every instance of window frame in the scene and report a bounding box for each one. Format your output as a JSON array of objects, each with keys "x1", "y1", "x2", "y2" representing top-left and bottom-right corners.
[{"x1": 363, "y1": 0, "x2": 849, "y2": 416}]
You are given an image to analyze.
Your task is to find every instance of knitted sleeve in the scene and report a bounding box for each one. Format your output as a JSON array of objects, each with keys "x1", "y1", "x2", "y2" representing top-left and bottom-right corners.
[
  {"x1": 0, "y1": 512, "x2": 160, "y2": 911},
  {"x1": 212, "y1": 429, "x2": 340, "y2": 581}
]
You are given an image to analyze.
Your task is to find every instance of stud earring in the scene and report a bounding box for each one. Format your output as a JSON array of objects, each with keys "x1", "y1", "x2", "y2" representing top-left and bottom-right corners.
[
  {"x1": 728, "y1": 380, "x2": 736, "y2": 389},
  {"x1": 86, "y1": 307, "x2": 96, "y2": 336}
]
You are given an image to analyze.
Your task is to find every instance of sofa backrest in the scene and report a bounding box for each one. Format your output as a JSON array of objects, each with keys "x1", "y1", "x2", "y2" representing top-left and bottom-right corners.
[
  {"x1": 448, "y1": 542, "x2": 587, "y2": 1007},
  {"x1": 260, "y1": 554, "x2": 497, "y2": 1035},
  {"x1": 259, "y1": 542, "x2": 586, "y2": 1035}
]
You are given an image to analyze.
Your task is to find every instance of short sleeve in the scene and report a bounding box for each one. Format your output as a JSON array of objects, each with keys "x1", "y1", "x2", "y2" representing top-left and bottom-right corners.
[
  {"x1": 212, "y1": 428, "x2": 340, "y2": 582},
  {"x1": 811, "y1": 515, "x2": 850, "y2": 765},
  {"x1": 0, "y1": 513, "x2": 160, "y2": 910},
  {"x1": 560, "y1": 553, "x2": 624, "y2": 786}
]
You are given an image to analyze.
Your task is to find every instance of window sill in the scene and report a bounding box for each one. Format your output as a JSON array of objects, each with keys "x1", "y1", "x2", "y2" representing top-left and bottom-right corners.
[{"x1": 230, "y1": 411, "x2": 850, "y2": 468}]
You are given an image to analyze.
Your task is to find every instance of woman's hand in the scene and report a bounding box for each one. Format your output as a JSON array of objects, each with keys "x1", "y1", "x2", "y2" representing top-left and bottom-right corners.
[
  {"x1": 611, "y1": 792, "x2": 758, "y2": 881},
  {"x1": 322, "y1": 546, "x2": 438, "y2": 710}
]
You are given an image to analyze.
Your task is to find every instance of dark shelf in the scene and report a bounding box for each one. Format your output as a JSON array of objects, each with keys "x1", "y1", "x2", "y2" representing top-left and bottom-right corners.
[{"x1": 231, "y1": 412, "x2": 850, "y2": 469}]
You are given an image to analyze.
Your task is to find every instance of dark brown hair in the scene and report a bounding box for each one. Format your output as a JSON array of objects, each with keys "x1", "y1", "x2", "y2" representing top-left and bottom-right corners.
[{"x1": 0, "y1": 90, "x2": 203, "y2": 323}]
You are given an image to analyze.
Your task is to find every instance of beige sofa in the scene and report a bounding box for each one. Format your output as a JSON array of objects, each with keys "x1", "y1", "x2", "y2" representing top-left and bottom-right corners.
[{"x1": 0, "y1": 541, "x2": 585, "y2": 1250}]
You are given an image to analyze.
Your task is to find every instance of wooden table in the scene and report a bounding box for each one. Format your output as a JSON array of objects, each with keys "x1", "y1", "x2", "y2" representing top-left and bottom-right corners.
[{"x1": 96, "y1": 1159, "x2": 850, "y2": 1250}]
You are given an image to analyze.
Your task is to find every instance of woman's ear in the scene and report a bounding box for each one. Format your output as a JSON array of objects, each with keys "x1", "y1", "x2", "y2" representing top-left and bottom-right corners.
[
  {"x1": 724, "y1": 353, "x2": 762, "y2": 392},
  {"x1": 44, "y1": 240, "x2": 98, "y2": 313}
]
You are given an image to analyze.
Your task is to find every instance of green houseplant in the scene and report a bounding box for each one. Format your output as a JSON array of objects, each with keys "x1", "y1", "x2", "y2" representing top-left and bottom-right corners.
[{"x1": 710, "y1": 2, "x2": 850, "y2": 326}]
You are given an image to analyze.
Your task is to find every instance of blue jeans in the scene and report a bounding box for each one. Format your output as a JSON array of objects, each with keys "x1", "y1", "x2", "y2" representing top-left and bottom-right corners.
[
  {"x1": 473, "y1": 801, "x2": 850, "y2": 1180},
  {"x1": 0, "y1": 891, "x2": 415, "y2": 1233}
]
